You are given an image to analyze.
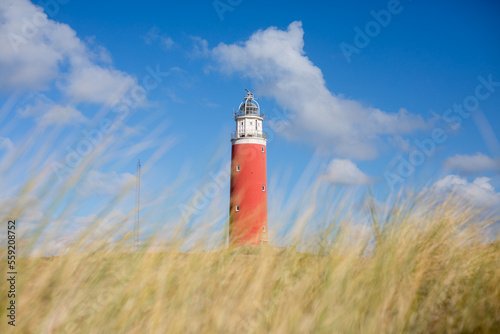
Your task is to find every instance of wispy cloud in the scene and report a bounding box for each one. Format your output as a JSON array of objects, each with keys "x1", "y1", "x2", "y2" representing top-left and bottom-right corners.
[
  {"x1": 62, "y1": 65, "x2": 136, "y2": 105},
  {"x1": 79, "y1": 170, "x2": 135, "y2": 196},
  {"x1": 17, "y1": 93, "x2": 53, "y2": 118},
  {"x1": 0, "y1": 137, "x2": 14, "y2": 151},
  {"x1": 142, "y1": 27, "x2": 174, "y2": 50},
  {"x1": 323, "y1": 159, "x2": 371, "y2": 185},
  {"x1": 443, "y1": 153, "x2": 500, "y2": 174},
  {"x1": 191, "y1": 36, "x2": 210, "y2": 58},
  {"x1": 39, "y1": 104, "x2": 87, "y2": 126},
  {"x1": 17, "y1": 94, "x2": 87, "y2": 126}
]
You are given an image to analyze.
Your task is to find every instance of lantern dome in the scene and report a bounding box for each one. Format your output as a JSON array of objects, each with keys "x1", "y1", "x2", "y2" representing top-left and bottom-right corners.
[{"x1": 237, "y1": 89, "x2": 260, "y2": 116}]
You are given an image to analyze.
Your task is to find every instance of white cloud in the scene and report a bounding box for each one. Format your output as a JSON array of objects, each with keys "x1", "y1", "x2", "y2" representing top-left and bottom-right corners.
[
  {"x1": 324, "y1": 159, "x2": 371, "y2": 185},
  {"x1": 79, "y1": 170, "x2": 135, "y2": 196},
  {"x1": 428, "y1": 175, "x2": 500, "y2": 238},
  {"x1": 430, "y1": 175, "x2": 500, "y2": 207},
  {"x1": 473, "y1": 177, "x2": 495, "y2": 192},
  {"x1": 0, "y1": 137, "x2": 14, "y2": 151},
  {"x1": 39, "y1": 104, "x2": 87, "y2": 126},
  {"x1": 0, "y1": 0, "x2": 137, "y2": 104},
  {"x1": 212, "y1": 21, "x2": 430, "y2": 160},
  {"x1": 0, "y1": 0, "x2": 82, "y2": 91},
  {"x1": 443, "y1": 153, "x2": 500, "y2": 174}
]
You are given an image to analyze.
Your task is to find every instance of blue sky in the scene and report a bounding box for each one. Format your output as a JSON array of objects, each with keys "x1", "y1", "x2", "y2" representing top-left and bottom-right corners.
[{"x1": 1, "y1": 0, "x2": 500, "y2": 250}]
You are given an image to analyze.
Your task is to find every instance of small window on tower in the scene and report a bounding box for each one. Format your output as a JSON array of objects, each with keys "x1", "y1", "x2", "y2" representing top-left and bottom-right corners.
[
  {"x1": 235, "y1": 205, "x2": 240, "y2": 212},
  {"x1": 262, "y1": 147, "x2": 265, "y2": 152},
  {"x1": 262, "y1": 185, "x2": 265, "y2": 192},
  {"x1": 263, "y1": 226, "x2": 266, "y2": 232},
  {"x1": 236, "y1": 165, "x2": 240, "y2": 171}
]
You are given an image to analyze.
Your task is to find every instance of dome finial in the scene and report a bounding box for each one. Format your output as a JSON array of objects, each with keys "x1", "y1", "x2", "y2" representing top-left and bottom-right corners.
[{"x1": 244, "y1": 88, "x2": 254, "y2": 100}]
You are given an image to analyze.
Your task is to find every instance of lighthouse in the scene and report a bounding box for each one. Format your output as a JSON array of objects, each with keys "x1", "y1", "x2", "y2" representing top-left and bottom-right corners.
[{"x1": 229, "y1": 89, "x2": 268, "y2": 246}]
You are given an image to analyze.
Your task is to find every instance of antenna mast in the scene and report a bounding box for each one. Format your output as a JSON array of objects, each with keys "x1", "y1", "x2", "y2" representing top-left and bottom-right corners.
[{"x1": 134, "y1": 159, "x2": 141, "y2": 249}]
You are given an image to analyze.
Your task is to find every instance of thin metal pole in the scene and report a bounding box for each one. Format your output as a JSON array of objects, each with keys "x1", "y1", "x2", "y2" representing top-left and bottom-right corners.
[{"x1": 137, "y1": 159, "x2": 141, "y2": 249}]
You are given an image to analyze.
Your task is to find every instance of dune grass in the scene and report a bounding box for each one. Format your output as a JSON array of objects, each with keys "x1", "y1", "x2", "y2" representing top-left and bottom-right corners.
[{"x1": 0, "y1": 192, "x2": 498, "y2": 334}]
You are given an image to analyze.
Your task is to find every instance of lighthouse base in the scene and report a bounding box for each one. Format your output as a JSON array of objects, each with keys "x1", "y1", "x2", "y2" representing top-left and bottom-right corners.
[{"x1": 229, "y1": 141, "x2": 268, "y2": 247}]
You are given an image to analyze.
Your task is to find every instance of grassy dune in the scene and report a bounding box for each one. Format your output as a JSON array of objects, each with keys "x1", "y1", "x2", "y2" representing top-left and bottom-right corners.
[{"x1": 1, "y1": 195, "x2": 499, "y2": 333}]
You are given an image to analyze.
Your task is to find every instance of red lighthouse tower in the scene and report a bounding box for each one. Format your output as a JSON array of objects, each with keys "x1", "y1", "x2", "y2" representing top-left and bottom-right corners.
[{"x1": 229, "y1": 89, "x2": 268, "y2": 246}]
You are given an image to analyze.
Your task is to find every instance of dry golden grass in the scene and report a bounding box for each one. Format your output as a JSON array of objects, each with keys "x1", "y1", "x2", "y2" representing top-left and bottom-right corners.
[{"x1": 1, "y1": 192, "x2": 499, "y2": 334}]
